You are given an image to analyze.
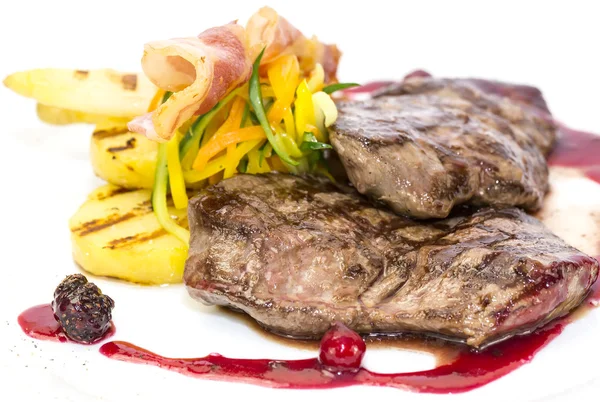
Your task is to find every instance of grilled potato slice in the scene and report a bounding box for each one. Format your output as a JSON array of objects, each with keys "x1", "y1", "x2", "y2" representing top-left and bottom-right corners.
[
  {"x1": 36, "y1": 103, "x2": 125, "y2": 126},
  {"x1": 69, "y1": 184, "x2": 188, "y2": 284},
  {"x1": 3, "y1": 68, "x2": 155, "y2": 117},
  {"x1": 90, "y1": 121, "x2": 158, "y2": 189}
]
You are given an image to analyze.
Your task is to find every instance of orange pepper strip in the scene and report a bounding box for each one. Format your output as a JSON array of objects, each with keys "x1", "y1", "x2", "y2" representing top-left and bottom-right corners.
[
  {"x1": 221, "y1": 98, "x2": 247, "y2": 158},
  {"x1": 269, "y1": 155, "x2": 289, "y2": 173},
  {"x1": 208, "y1": 171, "x2": 224, "y2": 185},
  {"x1": 147, "y1": 89, "x2": 166, "y2": 112},
  {"x1": 267, "y1": 99, "x2": 287, "y2": 124},
  {"x1": 192, "y1": 126, "x2": 266, "y2": 172}
]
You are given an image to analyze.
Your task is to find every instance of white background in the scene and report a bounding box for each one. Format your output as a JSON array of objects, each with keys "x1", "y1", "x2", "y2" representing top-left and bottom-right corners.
[{"x1": 1, "y1": 1, "x2": 599, "y2": 401}]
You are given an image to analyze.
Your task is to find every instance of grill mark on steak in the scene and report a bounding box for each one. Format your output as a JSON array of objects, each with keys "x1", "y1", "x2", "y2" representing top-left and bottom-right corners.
[
  {"x1": 183, "y1": 174, "x2": 598, "y2": 348},
  {"x1": 330, "y1": 77, "x2": 557, "y2": 219}
]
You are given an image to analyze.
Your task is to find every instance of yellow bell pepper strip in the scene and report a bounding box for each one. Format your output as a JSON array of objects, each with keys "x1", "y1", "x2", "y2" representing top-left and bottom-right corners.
[
  {"x1": 247, "y1": 147, "x2": 272, "y2": 174},
  {"x1": 152, "y1": 91, "x2": 189, "y2": 245},
  {"x1": 260, "y1": 86, "x2": 276, "y2": 99},
  {"x1": 295, "y1": 79, "x2": 320, "y2": 141},
  {"x1": 322, "y1": 82, "x2": 360, "y2": 94},
  {"x1": 283, "y1": 108, "x2": 296, "y2": 140},
  {"x1": 153, "y1": 152, "x2": 190, "y2": 242},
  {"x1": 306, "y1": 63, "x2": 325, "y2": 93},
  {"x1": 249, "y1": 49, "x2": 298, "y2": 166},
  {"x1": 224, "y1": 139, "x2": 264, "y2": 179},
  {"x1": 166, "y1": 133, "x2": 188, "y2": 209},
  {"x1": 268, "y1": 54, "x2": 299, "y2": 103},
  {"x1": 179, "y1": 89, "x2": 240, "y2": 170},
  {"x1": 192, "y1": 126, "x2": 267, "y2": 172},
  {"x1": 278, "y1": 131, "x2": 304, "y2": 158},
  {"x1": 259, "y1": 142, "x2": 272, "y2": 167}
]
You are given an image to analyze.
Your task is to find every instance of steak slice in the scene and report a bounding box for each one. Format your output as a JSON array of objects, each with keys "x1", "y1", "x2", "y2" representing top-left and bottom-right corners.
[
  {"x1": 183, "y1": 173, "x2": 598, "y2": 348},
  {"x1": 330, "y1": 77, "x2": 557, "y2": 218}
]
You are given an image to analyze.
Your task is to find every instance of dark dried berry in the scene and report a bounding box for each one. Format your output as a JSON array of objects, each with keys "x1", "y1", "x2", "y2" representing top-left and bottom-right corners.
[{"x1": 52, "y1": 274, "x2": 115, "y2": 344}]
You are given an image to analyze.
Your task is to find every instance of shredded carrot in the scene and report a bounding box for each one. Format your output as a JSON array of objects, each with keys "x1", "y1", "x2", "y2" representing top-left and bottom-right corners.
[
  {"x1": 269, "y1": 155, "x2": 289, "y2": 173},
  {"x1": 217, "y1": 98, "x2": 247, "y2": 175},
  {"x1": 192, "y1": 126, "x2": 267, "y2": 172},
  {"x1": 208, "y1": 171, "x2": 223, "y2": 185}
]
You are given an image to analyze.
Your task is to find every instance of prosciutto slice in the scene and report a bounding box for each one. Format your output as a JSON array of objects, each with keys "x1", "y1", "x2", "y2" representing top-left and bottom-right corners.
[
  {"x1": 246, "y1": 7, "x2": 341, "y2": 82},
  {"x1": 129, "y1": 23, "x2": 251, "y2": 142},
  {"x1": 129, "y1": 7, "x2": 341, "y2": 142}
]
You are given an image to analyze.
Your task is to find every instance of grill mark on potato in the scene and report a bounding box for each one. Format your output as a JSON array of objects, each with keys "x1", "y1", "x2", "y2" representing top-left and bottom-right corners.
[
  {"x1": 94, "y1": 187, "x2": 136, "y2": 201},
  {"x1": 93, "y1": 127, "x2": 130, "y2": 139},
  {"x1": 103, "y1": 228, "x2": 167, "y2": 249},
  {"x1": 121, "y1": 74, "x2": 137, "y2": 91},
  {"x1": 107, "y1": 137, "x2": 136, "y2": 153},
  {"x1": 103, "y1": 217, "x2": 188, "y2": 249},
  {"x1": 74, "y1": 70, "x2": 89, "y2": 79},
  {"x1": 71, "y1": 202, "x2": 153, "y2": 236}
]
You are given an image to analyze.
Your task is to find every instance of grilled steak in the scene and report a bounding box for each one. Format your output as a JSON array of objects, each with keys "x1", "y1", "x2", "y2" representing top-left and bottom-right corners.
[
  {"x1": 184, "y1": 173, "x2": 598, "y2": 348},
  {"x1": 329, "y1": 76, "x2": 557, "y2": 218}
]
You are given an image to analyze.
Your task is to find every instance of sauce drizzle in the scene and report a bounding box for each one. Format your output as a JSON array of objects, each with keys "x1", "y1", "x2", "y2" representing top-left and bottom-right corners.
[{"x1": 99, "y1": 323, "x2": 562, "y2": 393}]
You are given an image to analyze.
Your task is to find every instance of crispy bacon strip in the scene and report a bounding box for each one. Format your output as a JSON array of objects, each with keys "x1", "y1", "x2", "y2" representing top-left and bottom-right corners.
[
  {"x1": 129, "y1": 23, "x2": 251, "y2": 142},
  {"x1": 246, "y1": 7, "x2": 341, "y2": 83}
]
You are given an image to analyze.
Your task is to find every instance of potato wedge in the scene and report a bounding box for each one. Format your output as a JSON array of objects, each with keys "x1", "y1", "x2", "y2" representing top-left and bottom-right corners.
[
  {"x1": 3, "y1": 68, "x2": 155, "y2": 117},
  {"x1": 69, "y1": 184, "x2": 188, "y2": 284},
  {"x1": 36, "y1": 103, "x2": 127, "y2": 126},
  {"x1": 90, "y1": 121, "x2": 158, "y2": 189}
]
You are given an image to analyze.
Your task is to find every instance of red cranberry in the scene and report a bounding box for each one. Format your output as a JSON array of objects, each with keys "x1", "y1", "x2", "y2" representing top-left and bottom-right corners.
[{"x1": 318, "y1": 322, "x2": 366, "y2": 371}]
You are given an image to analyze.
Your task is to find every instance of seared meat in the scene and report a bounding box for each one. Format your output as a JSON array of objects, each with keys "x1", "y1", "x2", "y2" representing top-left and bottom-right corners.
[
  {"x1": 329, "y1": 77, "x2": 557, "y2": 218},
  {"x1": 184, "y1": 173, "x2": 598, "y2": 348}
]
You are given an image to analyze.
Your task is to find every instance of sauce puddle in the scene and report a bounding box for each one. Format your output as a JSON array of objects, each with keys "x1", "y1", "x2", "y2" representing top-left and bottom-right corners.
[
  {"x1": 18, "y1": 303, "x2": 115, "y2": 344},
  {"x1": 548, "y1": 125, "x2": 600, "y2": 185}
]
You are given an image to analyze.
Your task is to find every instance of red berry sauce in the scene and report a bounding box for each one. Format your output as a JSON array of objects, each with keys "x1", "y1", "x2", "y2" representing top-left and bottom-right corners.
[
  {"x1": 99, "y1": 321, "x2": 563, "y2": 393},
  {"x1": 18, "y1": 303, "x2": 115, "y2": 344},
  {"x1": 548, "y1": 125, "x2": 600, "y2": 185}
]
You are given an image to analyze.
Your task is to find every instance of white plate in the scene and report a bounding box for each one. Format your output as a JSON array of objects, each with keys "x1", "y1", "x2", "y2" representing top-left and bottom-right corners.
[{"x1": 2, "y1": 1, "x2": 600, "y2": 401}]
